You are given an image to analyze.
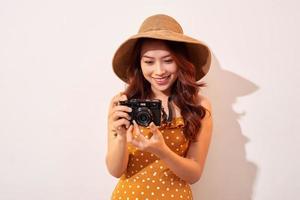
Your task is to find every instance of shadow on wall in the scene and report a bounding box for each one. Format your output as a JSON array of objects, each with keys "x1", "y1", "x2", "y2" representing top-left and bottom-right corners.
[{"x1": 192, "y1": 54, "x2": 258, "y2": 200}]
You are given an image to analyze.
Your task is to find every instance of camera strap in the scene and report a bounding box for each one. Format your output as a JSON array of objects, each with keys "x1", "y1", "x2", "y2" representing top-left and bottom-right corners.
[{"x1": 162, "y1": 96, "x2": 173, "y2": 123}]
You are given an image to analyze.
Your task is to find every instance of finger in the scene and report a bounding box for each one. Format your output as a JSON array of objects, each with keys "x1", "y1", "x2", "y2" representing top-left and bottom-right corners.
[
  {"x1": 128, "y1": 133, "x2": 145, "y2": 150},
  {"x1": 130, "y1": 139, "x2": 144, "y2": 150},
  {"x1": 149, "y1": 122, "x2": 159, "y2": 135},
  {"x1": 112, "y1": 105, "x2": 132, "y2": 113},
  {"x1": 124, "y1": 120, "x2": 131, "y2": 129},
  {"x1": 133, "y1": 120, "x2": 141, "y2": 134},
  {"x1": 126, "y1": 125, "x2": 134, "y2": 142},
  {"x1": 113, "y1": 118, "x2": 130, "y2": 130},
  {"x1": 119, "y1": 94, "x2": 128, "y2": 101},
  {"x1": 111, "y1": 111, "x2": 131, "y2": 121},
  {"x1": 133, "y1": 120, "x2": 144, "y2": 137},
  {"x1": 133, "y1": 120, "x2": 147, "y2": 141}
]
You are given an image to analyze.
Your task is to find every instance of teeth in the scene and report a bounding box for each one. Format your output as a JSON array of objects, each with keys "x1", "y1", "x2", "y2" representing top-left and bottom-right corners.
[{"x1": 155, "y1": 76, "x2": 169, "y2": 80}]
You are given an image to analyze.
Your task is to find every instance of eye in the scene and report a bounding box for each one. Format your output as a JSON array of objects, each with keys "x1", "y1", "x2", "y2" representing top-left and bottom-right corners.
[
  {"x1": 144, "y1": 60, "x2": 154, "y2": 65},
  {"x1": 164, "y1": 59, "x2": 174, "y2": 63}
]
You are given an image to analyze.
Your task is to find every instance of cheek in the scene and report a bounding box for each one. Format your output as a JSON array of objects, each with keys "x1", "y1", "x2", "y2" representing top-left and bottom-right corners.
[
  {"x1": 141, "y1": 67, "x2": 149, "y2": 79},
  {"x1": 167, "y1": 63, "x2": 178, "y2": 73},
  {"x1": 140, "y1": 65, "x2": 151, "y2": 77}
]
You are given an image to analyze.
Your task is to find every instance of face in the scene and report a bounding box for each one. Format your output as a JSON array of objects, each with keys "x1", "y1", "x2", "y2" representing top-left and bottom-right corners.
[{"x1": 140, "y1": 40, "x2": 178, "y2": 97}]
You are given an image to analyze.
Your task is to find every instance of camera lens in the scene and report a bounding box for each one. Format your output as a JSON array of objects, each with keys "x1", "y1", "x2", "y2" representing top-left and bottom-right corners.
[{"x1": 135, "y1": 108, "x2": 152, "y2": 127}]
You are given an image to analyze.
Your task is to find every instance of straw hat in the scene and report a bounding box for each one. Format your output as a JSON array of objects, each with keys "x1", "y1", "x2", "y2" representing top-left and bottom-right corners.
[{"x1": 112, "y1": 14, "x2": 212, "y2": 83}]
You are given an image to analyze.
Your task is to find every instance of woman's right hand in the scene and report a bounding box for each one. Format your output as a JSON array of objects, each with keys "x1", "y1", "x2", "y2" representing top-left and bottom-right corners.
[{"x1": 108, "y1": 93, "x2": 132, "y2": 138}]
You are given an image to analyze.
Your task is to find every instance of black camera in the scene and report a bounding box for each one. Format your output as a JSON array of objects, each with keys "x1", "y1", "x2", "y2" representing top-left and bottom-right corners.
[{"x1": 119, "y1": 99, "x2": 162, "y2": 127}]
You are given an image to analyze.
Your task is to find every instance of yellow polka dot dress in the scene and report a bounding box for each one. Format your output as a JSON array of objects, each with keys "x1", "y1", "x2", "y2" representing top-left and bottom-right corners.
[{"x1": 111, "y1": 117, "x2": 193, "y2": 200}]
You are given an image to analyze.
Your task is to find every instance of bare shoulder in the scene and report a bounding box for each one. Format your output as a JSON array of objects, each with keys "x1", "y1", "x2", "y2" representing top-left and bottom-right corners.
[
  {"x1": 111, "y1": 91, "x2": 124, "y2": 101},
  {"x1": 192, "y1": 93, "x2": 213, "y2": 142},
  {"x1": 108, "y1": 92, "x2": 125, "y2": 109},
  {"x1": 197, "y1": 94, "x2": 212, "y2": 114}
]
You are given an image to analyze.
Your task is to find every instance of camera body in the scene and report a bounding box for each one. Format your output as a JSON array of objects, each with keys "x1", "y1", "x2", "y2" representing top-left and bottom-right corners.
[{"x1": 119, "y1": 99, "x2": 162, "y2": 127}]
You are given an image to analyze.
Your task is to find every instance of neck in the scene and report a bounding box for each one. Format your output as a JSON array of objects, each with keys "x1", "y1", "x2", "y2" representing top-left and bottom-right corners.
[{"x1": 151, "y1": 87, "x2": 171, "y2": 101}]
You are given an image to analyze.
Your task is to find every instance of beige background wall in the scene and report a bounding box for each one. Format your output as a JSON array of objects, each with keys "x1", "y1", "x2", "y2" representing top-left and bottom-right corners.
[{"x1": 1, "y1": 0, "x2": 299, "y2": 199}]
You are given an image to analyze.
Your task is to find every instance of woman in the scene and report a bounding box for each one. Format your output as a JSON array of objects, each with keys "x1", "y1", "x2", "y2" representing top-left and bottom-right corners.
[{"x1": 106, "y1": 14, "x2": 213, "y2": 199}]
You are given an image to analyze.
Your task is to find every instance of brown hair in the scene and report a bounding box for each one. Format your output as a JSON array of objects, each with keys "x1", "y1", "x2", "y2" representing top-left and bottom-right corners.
[{"x1": 124, "y1": 38, "x2": 210, "y2": 141}]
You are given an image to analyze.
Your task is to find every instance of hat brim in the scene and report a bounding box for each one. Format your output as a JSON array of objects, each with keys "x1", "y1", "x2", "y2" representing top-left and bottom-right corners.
[{"x1": 112, "y1": 30, "x2": 212, "y2": 83}]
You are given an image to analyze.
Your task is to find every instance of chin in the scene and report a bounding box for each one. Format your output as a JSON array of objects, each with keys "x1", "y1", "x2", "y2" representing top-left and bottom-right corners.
[
  {"x1": 148, "y1": 78, "x2": 177, "y2": 95},
  {"x1": 153, "y1": 85, "x2": 173, "y2": 93}
]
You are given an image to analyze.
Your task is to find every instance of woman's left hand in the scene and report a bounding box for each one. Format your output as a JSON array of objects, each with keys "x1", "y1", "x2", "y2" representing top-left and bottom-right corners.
[{"x1": 127, "y1": 121, "x2": 168, "y2": 157}]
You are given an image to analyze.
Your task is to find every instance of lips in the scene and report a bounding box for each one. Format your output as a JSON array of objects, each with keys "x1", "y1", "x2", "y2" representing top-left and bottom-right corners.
[{"x1": 153, "y1": 75, "x2": 171, "y2": 85}]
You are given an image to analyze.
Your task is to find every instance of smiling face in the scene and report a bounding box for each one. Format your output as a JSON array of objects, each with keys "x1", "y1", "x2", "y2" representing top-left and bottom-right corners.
[{"x1": 140, "y1": 40, "x2": 178, "y2": 97}]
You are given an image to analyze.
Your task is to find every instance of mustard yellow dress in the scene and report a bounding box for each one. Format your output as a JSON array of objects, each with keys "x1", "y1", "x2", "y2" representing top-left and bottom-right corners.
[{"x1": 111, "y1": 117, "x2": 193, "y2": 200}]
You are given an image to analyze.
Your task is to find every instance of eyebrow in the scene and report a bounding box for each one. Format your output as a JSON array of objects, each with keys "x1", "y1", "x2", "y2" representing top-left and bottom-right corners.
[{"x1": 142, "y1": 54, "x2": 172, "y2": 59}]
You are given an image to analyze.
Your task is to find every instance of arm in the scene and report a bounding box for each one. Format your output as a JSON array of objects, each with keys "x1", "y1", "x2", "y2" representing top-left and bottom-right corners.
[
  {"x1": 159, "y1": 96, "x2": 213, "y2": 184},
  {"x1": 105, "y1": 93, "x2": 132, "y2": 178}
]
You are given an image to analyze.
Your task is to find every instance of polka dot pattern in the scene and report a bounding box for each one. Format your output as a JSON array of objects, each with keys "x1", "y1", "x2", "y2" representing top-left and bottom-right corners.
[{"x1": 111, "y1": 117, "x2": 193, "y2": 199}]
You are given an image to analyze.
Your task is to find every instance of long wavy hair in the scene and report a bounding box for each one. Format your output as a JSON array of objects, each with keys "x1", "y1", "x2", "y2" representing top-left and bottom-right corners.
[{"x1": 124, "y1": 38, "x2": 210, "y2": 141}]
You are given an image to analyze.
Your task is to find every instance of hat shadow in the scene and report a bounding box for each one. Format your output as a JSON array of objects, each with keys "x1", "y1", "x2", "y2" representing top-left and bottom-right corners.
[{"x1": 192, "y1": 55, "x2": 259, "y2": 200}]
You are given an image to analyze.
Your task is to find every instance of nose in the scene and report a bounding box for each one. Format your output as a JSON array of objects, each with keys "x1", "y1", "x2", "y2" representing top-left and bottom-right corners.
[{"x1": 154, "y1": 61, "x2": 166, "y2": 75}]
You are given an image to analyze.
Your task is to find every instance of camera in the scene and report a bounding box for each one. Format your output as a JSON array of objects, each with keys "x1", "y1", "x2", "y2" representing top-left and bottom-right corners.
[{"x1": 119, "y1": 99, "x2": 162, "y2": 127}]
